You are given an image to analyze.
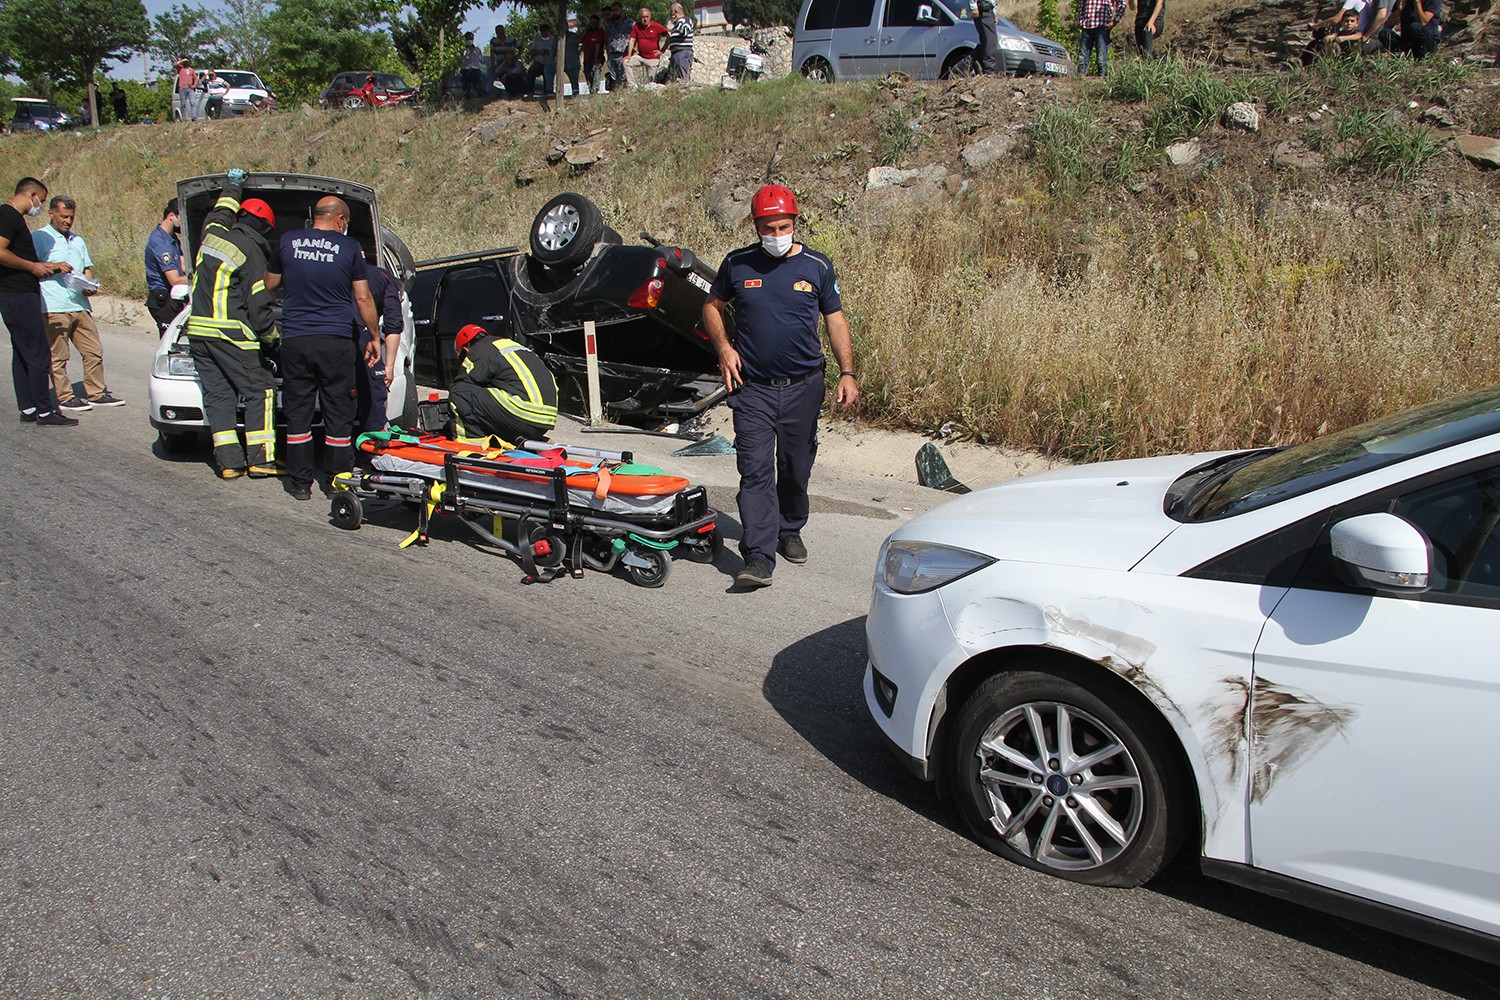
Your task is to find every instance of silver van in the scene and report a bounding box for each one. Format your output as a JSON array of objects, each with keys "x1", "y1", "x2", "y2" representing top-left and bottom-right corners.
[{"x1": 791, "y1": 0, "x2": 1072, "y2": 82}]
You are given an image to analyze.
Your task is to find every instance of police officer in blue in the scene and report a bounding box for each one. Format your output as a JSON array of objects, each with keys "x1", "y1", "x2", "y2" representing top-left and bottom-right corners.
[
  {"x1": 144, "y1": 198, "x2": 188, "y2": 334},
  {"x1": 702, "y1": 184, "x2": 859, "y2": 589}
]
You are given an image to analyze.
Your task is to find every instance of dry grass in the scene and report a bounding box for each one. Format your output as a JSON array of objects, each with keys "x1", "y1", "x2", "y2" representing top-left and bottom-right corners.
[{"x1": 4, "y1": 72, "x2": 1497, "y2": 462}]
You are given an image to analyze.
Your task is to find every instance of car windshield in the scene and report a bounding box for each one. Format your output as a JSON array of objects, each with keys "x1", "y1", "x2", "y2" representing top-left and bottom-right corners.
[
  {"x1": 1179, "y1": 385, "x2": 1500, "y2": 520},
  {"x1": 17, "y1": 103, "x2": 62, "y2": 117},
  {"x1": 371, "y1": 74, "x2": 410, "y2": 91},
  {"x1": 217, "y1": 72, "x2": 263, "y2": 88}
]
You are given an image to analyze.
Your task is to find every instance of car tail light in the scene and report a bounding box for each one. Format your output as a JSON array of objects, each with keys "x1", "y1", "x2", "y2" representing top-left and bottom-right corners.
[{"x1": 628, "y1": 278, "x2": 663, "y2": 310}]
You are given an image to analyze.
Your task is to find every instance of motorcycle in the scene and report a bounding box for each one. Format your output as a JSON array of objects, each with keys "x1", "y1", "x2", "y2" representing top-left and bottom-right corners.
[{"x1": 724, "y1": 40, "x2": 768, "y2": 86}]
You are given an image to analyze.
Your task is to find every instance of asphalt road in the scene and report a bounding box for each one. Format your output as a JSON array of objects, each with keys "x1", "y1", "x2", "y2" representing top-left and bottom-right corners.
[{"x1": 1, "y1": 320, "x2": 1494, "y2": 999}]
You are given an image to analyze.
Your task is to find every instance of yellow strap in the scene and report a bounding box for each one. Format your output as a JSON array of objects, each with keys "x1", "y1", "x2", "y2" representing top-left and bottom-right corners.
[{"x1": 398, "y1": 480, "x2": 445, "y2": 549}]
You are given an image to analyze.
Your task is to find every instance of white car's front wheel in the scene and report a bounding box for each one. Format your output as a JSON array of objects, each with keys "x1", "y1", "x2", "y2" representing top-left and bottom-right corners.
[{"x1": 947, "y1": 663, "x2": 1189, "y2": 887}]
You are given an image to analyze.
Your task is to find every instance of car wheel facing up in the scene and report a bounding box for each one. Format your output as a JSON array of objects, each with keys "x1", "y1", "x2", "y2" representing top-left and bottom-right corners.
[{"x1": 947, "y1": 663, "x2": 1189, "y2": 887}]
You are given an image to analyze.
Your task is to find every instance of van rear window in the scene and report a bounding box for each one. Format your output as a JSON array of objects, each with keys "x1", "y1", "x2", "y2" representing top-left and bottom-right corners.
[{"x1": 804, "y1": 0, "x2": 878, "y2": 30}]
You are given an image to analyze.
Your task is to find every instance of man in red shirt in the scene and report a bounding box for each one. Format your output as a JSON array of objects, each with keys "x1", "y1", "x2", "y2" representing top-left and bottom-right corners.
[
  {"x1": 624, "y1": 7, "x2": 669, "y2": 86},
  {"x1": 174, "y1": 59, "x2": 199, "y2": 121},
  {"x1": 581, "y1": 14, "x2": 607, "y2": 93}
]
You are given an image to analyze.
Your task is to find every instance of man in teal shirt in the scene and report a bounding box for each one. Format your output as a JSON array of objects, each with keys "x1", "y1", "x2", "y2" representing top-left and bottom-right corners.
[{"x1": 33, "y1": 196, "x2": 124, "y2": 412}]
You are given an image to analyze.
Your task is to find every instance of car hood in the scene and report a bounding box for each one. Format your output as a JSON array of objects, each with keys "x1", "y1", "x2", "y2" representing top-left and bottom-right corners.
[
  {"x1": 223, "y1": 85, "x2": 269, "y2": 99},
  {"x1": 893, "y1": 452, "x2": 1235, "y2": 571}
]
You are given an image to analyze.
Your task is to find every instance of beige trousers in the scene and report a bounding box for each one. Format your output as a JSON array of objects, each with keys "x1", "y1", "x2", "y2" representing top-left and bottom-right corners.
[{"x1": 46, "y1": 310, "x2": 105, "y2": 403}]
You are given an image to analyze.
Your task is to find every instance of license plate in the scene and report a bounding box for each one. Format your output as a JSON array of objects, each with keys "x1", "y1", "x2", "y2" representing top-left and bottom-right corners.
[
  {"x1": 1045, "y1": 61, "x2": 1067, "y2": 74},
  {"x1": 687, "y1": 272, "x2": 711, "y2": 293}
]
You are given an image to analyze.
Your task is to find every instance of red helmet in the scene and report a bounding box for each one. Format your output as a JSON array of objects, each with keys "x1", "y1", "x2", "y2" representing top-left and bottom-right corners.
[
  {"x1": 454, "y1": 323, "x2": 487, "y2": 355},
  {"x1": 239, "y1": 198, "x2": 275, "y2": 228},
  {"x1": 750, "y1": 184, "x2": 798, "y2": 220}
]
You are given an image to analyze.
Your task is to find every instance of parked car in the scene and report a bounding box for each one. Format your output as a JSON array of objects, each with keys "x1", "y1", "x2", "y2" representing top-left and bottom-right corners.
[
  {"x1": 866, "y1": 387, "x2": 1500, "y2": 961},
  {"x1": 9, "y1": 97, "x2": 76, "y2": 132},
  {"x1": 210, "y1": 70, "x2": 276, "y2": 117},
  {"x1": 320, "y1": 72, "x2": 418, "y2": 109},
  {"x1": 409, "y1": 192, "x2": 725, "y2": 423},
  {"x1": 792, "y1": 0, "x2": 1072, "y2": 81},
  {"x1": 148, "y1": 173, "x2": 418, "y2": 454}
]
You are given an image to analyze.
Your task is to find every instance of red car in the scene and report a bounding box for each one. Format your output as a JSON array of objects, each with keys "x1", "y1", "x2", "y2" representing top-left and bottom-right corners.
[{"x1": 319, "y1": 71, "x2": 418, "y2": 109}]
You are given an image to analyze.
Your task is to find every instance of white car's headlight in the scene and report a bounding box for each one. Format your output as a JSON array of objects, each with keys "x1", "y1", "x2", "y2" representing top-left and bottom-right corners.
[
  {"x1": 882, "y1": 540, "x2": 995, "y2": 595},
  {"x1": 999, "y1": 37, "x2": 1035, "y2": 52},
  {"x1": 153, "y1": 352, "x2": 198, "y2": 378}
]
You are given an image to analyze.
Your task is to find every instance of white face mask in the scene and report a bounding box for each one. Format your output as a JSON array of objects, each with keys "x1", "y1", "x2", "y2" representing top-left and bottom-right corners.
[
  {"x1": 26, "y1": 197, "x2": 42, "y2": 218},
  {"x1": 760, "y1": 232, "x2": 793, "y2": 257}
]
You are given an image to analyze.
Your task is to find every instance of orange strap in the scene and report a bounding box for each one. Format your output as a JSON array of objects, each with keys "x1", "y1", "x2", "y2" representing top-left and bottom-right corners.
[{"x1": 593, "y1": 466, "x2": 612, "y2": 501}]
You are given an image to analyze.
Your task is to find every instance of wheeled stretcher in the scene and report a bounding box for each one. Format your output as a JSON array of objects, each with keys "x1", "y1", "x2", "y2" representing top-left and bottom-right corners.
[{"x1": 329, "y1": 431, "x2": 721, "y2": 587}]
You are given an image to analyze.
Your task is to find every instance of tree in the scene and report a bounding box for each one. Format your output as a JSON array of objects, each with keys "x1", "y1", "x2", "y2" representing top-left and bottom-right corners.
[
  {"x1": 0, "y1": 0, "x2": 149, "y2": 128},
  {"x1": 392, "y1": 0, "x2": 470, "y2": 98},
  {"x1": 202, "y1": 0, "x2": 273, "y2": 71},
  {"x1": 260, "y1": 0, "x2": 401, "y2": 104},
  {"x1": 148, "y1": 2, "x2": 216, "y2": 68},
  {"x1": 722, "y1": 0, "x2": 799, "y2": 29}
]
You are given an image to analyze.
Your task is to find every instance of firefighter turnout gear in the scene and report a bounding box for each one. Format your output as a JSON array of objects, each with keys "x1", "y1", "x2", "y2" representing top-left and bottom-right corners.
[
  {"x1": 449, "y1": 333, "x2": 558, "y2": 445},
  {"x1": 183, "y1": 179, "x2": 280, "y2": 474}
]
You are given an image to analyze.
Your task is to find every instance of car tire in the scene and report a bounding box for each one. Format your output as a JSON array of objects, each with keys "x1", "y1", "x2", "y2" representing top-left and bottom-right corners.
[
  {"x1": 801, "y1": 56, "x2": 834, "y2": 83},
  {"x1": 941, "y1": 51, "x2": 978, "y2": 79},
  {"x1": 946, "y1": 664, "x2": 1188, "y2": 887},
  {"x1": 395, "y1": 376, "x2": 419, "y2": 431},
  {"x1": 342, "y1": 94, "x2": 366, "y2": 110},
  {"x1": 530, "y1": 192, "x2": 604, "y2": 269},
  {"x1": 157, "y1": 429, "x2": 199, "y2": 454}
]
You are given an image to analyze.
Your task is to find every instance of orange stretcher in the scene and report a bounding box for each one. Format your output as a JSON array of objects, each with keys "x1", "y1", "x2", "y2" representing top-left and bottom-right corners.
[{"x1": 329, "y1": 431, "x2": 721, "y2": 587}]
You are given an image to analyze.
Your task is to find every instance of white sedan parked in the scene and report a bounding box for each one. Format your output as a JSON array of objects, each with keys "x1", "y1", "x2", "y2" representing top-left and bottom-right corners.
[{"x1": 866, "y1": 387, "x2": 1500, "y2": 961}]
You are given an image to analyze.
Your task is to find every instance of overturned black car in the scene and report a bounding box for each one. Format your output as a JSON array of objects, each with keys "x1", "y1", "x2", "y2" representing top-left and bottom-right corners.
[{"x1": 409, "y1": 193, "x2": 729, "y2": 424}]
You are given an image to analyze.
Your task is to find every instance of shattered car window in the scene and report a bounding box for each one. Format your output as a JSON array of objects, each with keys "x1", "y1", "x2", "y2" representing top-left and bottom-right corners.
[{"x1": 1183, "y1": 386, "x2": 1500, "y2": 521}]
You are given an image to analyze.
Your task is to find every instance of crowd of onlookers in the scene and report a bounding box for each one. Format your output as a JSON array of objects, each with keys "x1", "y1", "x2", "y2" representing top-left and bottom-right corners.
[
  {"x1": 1303, "y1": 0, "x2": 1447, "y2": 62},
  {"x1": 462, "y1": 4, "x2": 699, "y2": 101}
]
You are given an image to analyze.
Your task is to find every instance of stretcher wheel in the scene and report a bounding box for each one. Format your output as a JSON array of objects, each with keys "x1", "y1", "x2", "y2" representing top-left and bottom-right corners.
[
  {"x1": 624, "y1": 547, "x2": 670, "y2": 588},
  {"x1": 330, "y1": 493, "x2": 363, "y2": 530},
  {"x1": 527, "y1": 524, "x2": 566, "y2": 569},
  {"x1": 682, "y1": 526, "x2": 723, "y2": 563}
]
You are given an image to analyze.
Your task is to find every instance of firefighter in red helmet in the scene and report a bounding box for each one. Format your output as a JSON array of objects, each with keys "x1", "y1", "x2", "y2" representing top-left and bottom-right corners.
[
  {"x1": 701, "y1": 183, "x2": 859, "y2": 589},
  {"x1": 184, "y1": 168, "x2": 281, "y2": 479},
  {"x1": 448, "y1": 323, "x2": 558, "y2": 445}
]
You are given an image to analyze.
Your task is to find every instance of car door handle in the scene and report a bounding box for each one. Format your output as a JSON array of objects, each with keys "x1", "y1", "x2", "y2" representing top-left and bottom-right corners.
[
  {"x1": 883, "y1": 37, "x2": 894, "y2": 44},
  {"x1": 864, "y1": 36, "x2": 877, "y2": 44}
]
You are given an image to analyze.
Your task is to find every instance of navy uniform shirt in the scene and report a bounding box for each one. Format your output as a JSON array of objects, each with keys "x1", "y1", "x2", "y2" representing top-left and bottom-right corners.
[
  {"x1": 267, "y1": 229, "x2": 369, "y2": 339},
  {"x1": 708, "y1": 244, "x2": 842, "y2": 379},
  {"x1": 144, "y1": 225, "x2": 183, "y2": 291},
  {"x1": 366, "y1": 264, "x2": 403, "y2": 336}
]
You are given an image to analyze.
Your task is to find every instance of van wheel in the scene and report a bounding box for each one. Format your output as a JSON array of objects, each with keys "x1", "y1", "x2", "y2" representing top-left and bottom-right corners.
[
  {"x1": 530, "y1": 193, "x2": 604, "y2": 269},
  {"x1": 941, "y1": 51, "x2": 978, "y2": 79},
  {"x1": 801, "y1": 57, "x2": 834, "y2": 84}
]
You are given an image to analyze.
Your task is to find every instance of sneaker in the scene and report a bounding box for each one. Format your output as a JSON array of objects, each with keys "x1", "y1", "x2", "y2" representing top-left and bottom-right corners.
[
  {"x1": 248, "y1": 462, "x2": 286, "y2": 478},
  {"x1": 734, "y1": 557, "x2": 773, "y2": 589},
  {"x1": 59, "y1": 398, "x2": 92, "y2": 412},
  {"x1": 88, "y1": 392, "x2": 126, "y2": 407},
  {"x1": 289, "y1": 483, "x2": 312, "y2": 501},
  {"x1": 218, "y1": 467, "x2": 247, "y2": 480},
  {"x1": 19, "y1": 410, "x2": 37, "y2": 423},
  {"x1": 778, "y1": 532, "x2": 808, "y2": 564},
  {"x1": 36, "y1": 411, "x2": 80, "y2": 427}
]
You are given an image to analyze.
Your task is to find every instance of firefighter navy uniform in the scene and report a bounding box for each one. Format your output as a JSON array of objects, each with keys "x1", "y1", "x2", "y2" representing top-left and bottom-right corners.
[
  {"x1": 183, "y1": 179, "x2": 279, "y2": 475},
  {"x1": 448, "y1": 332, "x2": 558, "y2": 445}
]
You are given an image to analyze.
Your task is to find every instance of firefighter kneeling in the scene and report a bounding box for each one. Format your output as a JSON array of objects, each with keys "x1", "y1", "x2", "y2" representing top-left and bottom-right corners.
[{"x1": 448, "y1": 324, "x2": 558, "y2": 445}]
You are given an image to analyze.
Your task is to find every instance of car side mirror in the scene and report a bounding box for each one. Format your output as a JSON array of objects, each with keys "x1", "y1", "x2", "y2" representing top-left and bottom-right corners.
[
  {"x1": 916, "y1": 4, "x2": 939, "y2": 23},
  {"x1": 1330, "y1": 512, "x2": 1432, "y2": 593}
]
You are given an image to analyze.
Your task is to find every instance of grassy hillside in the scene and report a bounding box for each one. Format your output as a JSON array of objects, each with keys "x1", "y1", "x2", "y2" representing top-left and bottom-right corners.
[{"x1": 3, "y1": 56, "x2": 1497, "y2": 461}]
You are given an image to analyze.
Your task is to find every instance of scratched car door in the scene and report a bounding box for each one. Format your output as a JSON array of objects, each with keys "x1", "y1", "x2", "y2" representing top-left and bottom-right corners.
[{"x1": 1247, "y1": 464, "x2": 1500, "y2": 937}]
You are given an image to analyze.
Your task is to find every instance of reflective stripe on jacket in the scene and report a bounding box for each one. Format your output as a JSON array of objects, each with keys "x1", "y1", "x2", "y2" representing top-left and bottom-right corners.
[
  {"x1": 184, "y1": 183, "x2": 277, "y2": 349},
  {"x1": 457, "y1": 335, "x2": 559, "y2": 428}
]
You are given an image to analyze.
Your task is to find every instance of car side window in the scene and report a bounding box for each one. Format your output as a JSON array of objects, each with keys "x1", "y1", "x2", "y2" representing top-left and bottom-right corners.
[
  {"x1": 883, "y1": 0, "x2": 953, "y2": 26},
  {"x1": 1392, "y1": 467, "x2": 1500, "y2": 602},
  {"x1": 806, "y1": 0, "x2": 878, "y2": 29}
]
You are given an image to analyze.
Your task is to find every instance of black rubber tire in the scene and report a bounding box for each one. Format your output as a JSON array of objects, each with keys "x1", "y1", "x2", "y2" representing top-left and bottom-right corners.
[
  {"x1": 801, "y1": 56, "x2": 834, "y2": 83},
  {"x1": 342, "y1": 94, "x2": 366, "y2": 110},
  {"x1": 530, "y1": 193, "x2": 604, "y2": 269},
  {"x1": 158, "y1": 429, "x2": 199, "y2": 454},
  {"x1": 624, "y1": 547, "x2": 670, "y2": 588},
  {"x1": 330, "y1": 493, "x2": 363, "y2": 530},
  {"x1": 945, "y1": 664, "x2": 1188, "y2": 887},
  {"x1": 941, "y1": 51, "x2": 978, "y2": 80},
  {"x1": 681, "y1": 526, "x2": 722, "y2": 563},
  {"x1": 394, "y1": 376, "x2": 419, "y2": 432},
  {"x1": 526, "y1": 523, "x2": 566, "y2": 569}
]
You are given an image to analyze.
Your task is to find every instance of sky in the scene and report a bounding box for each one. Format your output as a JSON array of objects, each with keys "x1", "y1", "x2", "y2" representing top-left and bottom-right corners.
[{"x1": 121, "y1": 0, "x2": 506, "y2": 79}]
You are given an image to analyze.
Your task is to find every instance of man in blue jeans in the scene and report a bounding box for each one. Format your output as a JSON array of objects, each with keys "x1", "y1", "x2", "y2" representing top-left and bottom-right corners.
[
  {"x1": 1078, "y1": 0, "x2": 1125, "y2": 76},
  {"x1": 701, "y1": 184, "x2": 860, "y2": 590}
]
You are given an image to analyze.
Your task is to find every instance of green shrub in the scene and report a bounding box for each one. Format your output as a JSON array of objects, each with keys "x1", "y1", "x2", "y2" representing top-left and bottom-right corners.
[{"x1": 1030, "y1": 102, "x2": 1102, "y2": 196}]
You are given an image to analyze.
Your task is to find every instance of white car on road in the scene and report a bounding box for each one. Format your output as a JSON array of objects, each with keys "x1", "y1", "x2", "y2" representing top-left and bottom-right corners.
[
  {"x1": 867, "y1": 387, "x2": 1500, "y2": 961},
  {"x1": 149, "y1": 172, "x2": 417, "y2": 454}
]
